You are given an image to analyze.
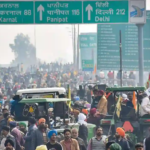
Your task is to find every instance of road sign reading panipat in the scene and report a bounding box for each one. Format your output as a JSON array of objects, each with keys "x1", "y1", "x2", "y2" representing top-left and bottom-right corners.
[
  {"x1": 0, "y1": 1, "x2": 34, "y2": 24},
  {"x1": 35, "y1": 1, "x2": 82, "y2": 24},
  {"x1": 83, "y1": 1, "x2": 129, "y2": 23}
]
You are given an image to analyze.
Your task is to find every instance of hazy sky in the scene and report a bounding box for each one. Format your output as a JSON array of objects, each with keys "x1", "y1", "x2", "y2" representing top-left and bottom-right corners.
[{"x1": 0, "y1": 0, "x2": 149, "y2": 64}]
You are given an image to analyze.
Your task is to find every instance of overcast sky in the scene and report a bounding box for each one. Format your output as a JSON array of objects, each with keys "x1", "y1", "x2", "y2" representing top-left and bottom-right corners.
[{"x1": 0, "y1": 0, "x2": 149, "y2": 64}]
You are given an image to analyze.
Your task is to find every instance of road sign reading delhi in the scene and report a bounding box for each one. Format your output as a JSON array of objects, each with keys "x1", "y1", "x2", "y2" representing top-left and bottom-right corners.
[
  {"x1": 83, "y1": 1, "x2": 129, "y2": 23},
  {"x1": 0, "y1": 1, "x2": 34, "y2": 24},
  {"x1": 35, "y1": 1, "x2": 82, "y2": 24}
]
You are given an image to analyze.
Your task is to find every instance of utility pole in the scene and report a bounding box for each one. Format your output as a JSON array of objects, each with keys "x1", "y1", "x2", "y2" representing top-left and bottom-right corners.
[
  {"x1": 119, "y1": 30, "x2": 123, "y2": 87},
  {"x1": 77, "y1": 24, "x2": 80, "y2": 70},
  {"x1": 73, "y1": 24, "x2": 76, "y2": 68},
  {"x1": 136, "y1": 24, "x2": 144, "y2": 86}
]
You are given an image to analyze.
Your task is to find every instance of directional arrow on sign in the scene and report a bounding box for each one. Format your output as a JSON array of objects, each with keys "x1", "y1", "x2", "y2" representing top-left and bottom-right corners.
[
  {"x1": 86, "y1": 4, "x2": 93, "y2": 21},
  {"x1": 37, "y1": 4, "x2": 44, "y2": 21}
]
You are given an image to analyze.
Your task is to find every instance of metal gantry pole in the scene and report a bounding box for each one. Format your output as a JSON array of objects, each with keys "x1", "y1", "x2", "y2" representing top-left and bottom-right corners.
[
  {"x1": 119, "y1": 30, "x2": 123, "y2": 87},
  {"x1": 73, "y1": 24, "x2": 76, "y2": 68},
  {"x1": 136, "y1": 24, "x2": 144, "y2": 86},
  {"x1": 77, "y1": 24, "x2": 80, "y2": 70}
]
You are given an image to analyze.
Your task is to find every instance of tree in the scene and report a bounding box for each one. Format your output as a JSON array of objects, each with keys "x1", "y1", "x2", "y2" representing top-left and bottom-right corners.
[{"x1": 9, "y1": 33, "x2": 36, "y2": 67}]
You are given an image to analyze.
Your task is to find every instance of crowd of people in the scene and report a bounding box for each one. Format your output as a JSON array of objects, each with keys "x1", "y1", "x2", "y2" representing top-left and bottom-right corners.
[
  {"x1": 0, "y1": 108, "x2": 145, "y2": 150},
  {"x1": 0, "y1": 63, "x2": 147, "y2": 150}
]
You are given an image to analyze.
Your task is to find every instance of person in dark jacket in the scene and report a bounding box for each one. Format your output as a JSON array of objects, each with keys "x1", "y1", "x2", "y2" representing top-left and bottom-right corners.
[
  {"x1": 0, "y1": 113, "x2": 9, "y2": 132},
  {"x1": 24, "y1": 117, "x2": 37, "y2": 150},
  {"x1": 115, "y1": 128, "x2": 130, "y2": 150},
  {"x1": 71, "y1": 128, "x2": 86, "y2": 150},
  {"x1": 87, "y1": 108, "x2": 100, "y2": 126},
  {"x1": 31, "y1": 118, "x2": 49, "y2": 150},
  {"x1": 78, "y1": 113, "x2": 88, "y2": 146},
  {"x1": 144, "y1": 135, "x2": 150, "y2": 150}
]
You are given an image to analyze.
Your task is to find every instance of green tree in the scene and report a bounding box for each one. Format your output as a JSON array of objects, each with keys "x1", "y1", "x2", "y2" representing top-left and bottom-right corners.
[{"x1": 9, "y1": 33, "x2": 36, "y2": 66}]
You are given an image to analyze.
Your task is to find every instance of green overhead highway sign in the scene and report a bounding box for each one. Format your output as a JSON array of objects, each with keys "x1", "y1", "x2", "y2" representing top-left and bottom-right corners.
[
  {"x1": 97, "y1": 11, "x2": 150, "y2": 71},
  {"x1": 83, "y1": 1, "x2": 129, "y2": 23},
  {"x1": 35, "y1": 1, "x2": 82, "y2": 24},
  {"x1": 0, "y1": 0, "x2": 146, "y2": 24},
  {"x1": 0, "y1": 1, "x2": 34, "y2": 24}
]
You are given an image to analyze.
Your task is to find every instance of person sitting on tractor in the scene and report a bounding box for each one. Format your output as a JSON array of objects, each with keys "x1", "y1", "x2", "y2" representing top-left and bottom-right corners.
[
  {"x1": 140, "y1": 92, "x2": 150, "y2": 118},
  {"x1": 120, "y1": 92, "x2": 135, "y2": 119},
  {"x1": 77, "y1": 85, "x2": 85, "y2": 100},
  {"x1": 97, "y1": 90, "x2": 108, "y2": 116},
  {"x1": 91, "y1": 89, "x2": 108, "y2": 116}
]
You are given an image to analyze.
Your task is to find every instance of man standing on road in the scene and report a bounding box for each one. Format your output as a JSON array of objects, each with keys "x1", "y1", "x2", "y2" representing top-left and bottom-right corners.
[
  {"x1": 46, "y1": 130, "x2": 63, "y2": 150},
  {"x1": 115, "y1": 128, "x2": 130, "y2": 150},
  {"x1": 87, "y1": 127, "x2": 107, "y2": 150},
  {"x1": 60, "y1": 129, "x2": 79, "y2": 150},
  {"x1": 71, "y1": 128, "x2": 86, "y2": 150}
]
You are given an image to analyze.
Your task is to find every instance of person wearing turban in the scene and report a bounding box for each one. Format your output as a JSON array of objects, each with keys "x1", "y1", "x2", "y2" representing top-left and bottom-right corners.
[
  {"x1": 95, "y1": 90, "x2": 108, "y2": 116},
  {"x1": 78, "y1": 113, "x2": 88, "y2": 146},
  {"x1": 36, "y1": 145, "x2": 48, "y2": 150},
  {"x1": 110, "y1": 143, "x2": 122, "y2": 150},
  {"x1": 115, "y1": 128, "x2": 130, "y2": 150},
  {"x1": 19, "y1": 122, "x2": 27, "y2": 135},
  {"x1": 31, "y1": 118, "x2": 49, "y2": 150},
  {"x1": 82, "y1": 109, "x2": 88, "y2": 116},
  {"x1": 46, "y1": 130, "x2": 63, "y2": 150},
  {"x1": 38, "y1": 118, "x2": 46, "y2": 125},
  {"x1": 87, "y1": 108, "x2": 101, "y2": 126},
  {"x1": 4, "y1": 139, "x2": 15, "y2": 150},
  {"x1": 106, "y1": 141, "x2": 115, "y2": 150}
]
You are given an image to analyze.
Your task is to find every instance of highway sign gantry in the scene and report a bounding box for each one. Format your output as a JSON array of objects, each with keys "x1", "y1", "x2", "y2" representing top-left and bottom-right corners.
[{"x1": 0, "y1": 0, "x2": 146, "y2": 24}]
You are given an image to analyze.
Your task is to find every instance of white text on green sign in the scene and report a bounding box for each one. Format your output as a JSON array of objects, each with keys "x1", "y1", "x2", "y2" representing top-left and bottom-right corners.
[
  {"x1": 0, "y1": 1, "x2": 34, "y2": 24},
  {"x1": 80, "y1": 33, "x2": 97, "y2": 49},
  {"x1": 83, "y1": 1, "x2": 128, "y2": 23},
  {"x1": 35, "y1": 1, "x2": 82, "y2": 24},
  {"x1": 0, "y1": 0, "x2": 130, "y2": 24}
]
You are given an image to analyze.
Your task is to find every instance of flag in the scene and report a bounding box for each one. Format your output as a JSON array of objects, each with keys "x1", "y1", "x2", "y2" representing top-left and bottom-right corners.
[
  {"x1": 67, "y1": 85, "x2": 72, "y2": 111},
  {"x1": 93, "y1": 64, "x2": 97, "y2": 75},
  {"x1": 132, "y1": 91, "x2": 137, "y2": 111},
  {"x1": 116, "y1": 96, "x2": 122, "y2": 118},
  {"x1": 146, "y1": 73, "x2": 150, "y2": 89}
]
